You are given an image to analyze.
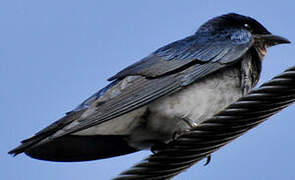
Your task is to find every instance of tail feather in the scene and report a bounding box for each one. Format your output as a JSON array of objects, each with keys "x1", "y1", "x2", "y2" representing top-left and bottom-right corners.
[
  {"x1": 11, "y1": 135, "x2": 137, "y2": 162},
  {"x1": 9, "y1": 109, "x2": 138, "y2": 161},
  {"x1": 9, "y1": 135, "x2": 44, "y2": 156}
]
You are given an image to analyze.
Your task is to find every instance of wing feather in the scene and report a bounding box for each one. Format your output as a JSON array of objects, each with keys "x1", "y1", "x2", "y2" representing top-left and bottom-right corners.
[
  {"x1": 108, "y1": 29, "x2": 253, "y2": 80},
  {"x1": 52, "y1": 74, "x2": 183, "y2": 139}
]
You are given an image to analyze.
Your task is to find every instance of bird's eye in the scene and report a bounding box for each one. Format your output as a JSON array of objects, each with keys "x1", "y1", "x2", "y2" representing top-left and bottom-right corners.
[{"x1": 244, "y1": 23, "x2": 251, "y2": 30}]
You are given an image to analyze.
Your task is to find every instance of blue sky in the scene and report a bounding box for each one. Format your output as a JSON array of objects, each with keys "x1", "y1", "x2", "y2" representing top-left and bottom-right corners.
[{"x1": 2, "y1": 0, "x2": 294, "y2": 179}]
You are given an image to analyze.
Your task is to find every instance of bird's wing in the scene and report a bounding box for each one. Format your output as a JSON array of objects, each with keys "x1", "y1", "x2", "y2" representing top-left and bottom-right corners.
[
  {"x1": 108, "y1": 29, "x2": 253, "y2": 80},
  {"x1": 35, "y1": 62, "x2": 223, "y2": 142}
]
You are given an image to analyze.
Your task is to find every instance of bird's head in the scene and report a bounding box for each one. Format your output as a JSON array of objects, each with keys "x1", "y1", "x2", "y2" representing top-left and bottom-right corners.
[{"x1": 197, "y1": 13, "x2": 290, "y2": 59}]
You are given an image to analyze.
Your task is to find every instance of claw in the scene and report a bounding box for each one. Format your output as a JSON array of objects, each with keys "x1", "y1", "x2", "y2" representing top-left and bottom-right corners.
[
  {"x1": 182, "y1": 117, "x2": 195, "y2": 128},
  {"x1": 172, "y1": 131, "x2": 181, "y2": 141},
  {"x1": 203, "y1": 155, "x2": 211, "y2": 166}
]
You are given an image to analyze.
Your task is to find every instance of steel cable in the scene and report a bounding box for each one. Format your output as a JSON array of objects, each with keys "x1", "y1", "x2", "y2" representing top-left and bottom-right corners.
[{"x1": 113, "y1": 66, "x2": 295, "y2": 180}]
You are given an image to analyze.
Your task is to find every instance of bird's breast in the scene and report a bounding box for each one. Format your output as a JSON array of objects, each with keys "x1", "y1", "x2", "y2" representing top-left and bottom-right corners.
[
  {"x1": 148, "y1": 66, "x2": 243, "y2": 132},
  {"x1": 152, "y1": 67, "x2": 242, "y2": 122}
]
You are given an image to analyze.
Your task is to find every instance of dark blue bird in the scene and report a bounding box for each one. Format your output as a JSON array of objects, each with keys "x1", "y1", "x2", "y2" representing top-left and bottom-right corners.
[{"x1": 9, "y1": 13, "x2": 290, "y2": 161}]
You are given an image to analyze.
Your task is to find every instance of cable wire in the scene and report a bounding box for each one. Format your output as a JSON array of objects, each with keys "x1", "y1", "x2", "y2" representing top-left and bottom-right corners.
[{"x1": 113, "y1": 66, "x2": 295, "y2": 180}]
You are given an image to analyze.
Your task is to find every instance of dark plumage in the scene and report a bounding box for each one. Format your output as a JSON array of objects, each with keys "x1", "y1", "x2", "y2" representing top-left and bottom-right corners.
[{"x1": 9, "y1": 13, "x2": 290, "y2": 162}]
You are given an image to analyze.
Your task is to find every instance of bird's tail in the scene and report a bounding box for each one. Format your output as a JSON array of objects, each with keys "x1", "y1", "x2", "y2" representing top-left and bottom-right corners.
[
  {"x1": 9, "y1": 111, "x2": 138, "y2": 161},
  {"x1": 9, "y1": 135, "x2": 45, "y2": 156},
  {"x1": 10, "y1": 134, "x2": 138, "y2": 162}
]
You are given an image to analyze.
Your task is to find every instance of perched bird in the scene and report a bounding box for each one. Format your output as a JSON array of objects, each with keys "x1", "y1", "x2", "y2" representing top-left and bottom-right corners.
[{"x1": 9, "y1": 13, "x2": 290, "y2": 162}]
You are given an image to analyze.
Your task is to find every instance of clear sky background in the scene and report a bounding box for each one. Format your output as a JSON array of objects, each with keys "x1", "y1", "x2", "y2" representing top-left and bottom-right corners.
[{"x1": 1, "y1": 0, "x2": 295, "y2": 180}]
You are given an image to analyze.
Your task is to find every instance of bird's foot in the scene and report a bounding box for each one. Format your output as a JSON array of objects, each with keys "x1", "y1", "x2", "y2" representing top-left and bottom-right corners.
[
  {"x1": 170, "y1": 116, "x2": 196, "y2": 142},
  {"x1": 181, "y1": 117, "x2": 197, "y2": 129}
]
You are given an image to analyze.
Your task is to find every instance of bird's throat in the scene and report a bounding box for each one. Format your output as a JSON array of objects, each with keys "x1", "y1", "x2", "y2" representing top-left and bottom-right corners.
[{"x1": 255, "y1": 46, "x2": 267, "y2": 60}]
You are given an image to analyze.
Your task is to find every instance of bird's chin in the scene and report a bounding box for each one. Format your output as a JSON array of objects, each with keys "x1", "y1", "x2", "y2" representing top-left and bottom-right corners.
[{"x1": 255, "y1": 46, "x2": 267, "y2": 60}]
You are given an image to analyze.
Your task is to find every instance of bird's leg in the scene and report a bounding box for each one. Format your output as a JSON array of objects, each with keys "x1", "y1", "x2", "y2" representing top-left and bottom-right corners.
[
  {"x1": 172, "y1": 131, "x2": 182, "y2": 141},
  {"x1": 174, "y1": 116, "x2": 213, "y2": 166},
  {"x1": 172, "y1": 116, "x2": 196, "y2": 141},
  {"x1": 150, "y1": 116, "x2": 196, "y2": 153},
  {"x1": 181, "y1": 117, "x2": 196, "y2": 128}
]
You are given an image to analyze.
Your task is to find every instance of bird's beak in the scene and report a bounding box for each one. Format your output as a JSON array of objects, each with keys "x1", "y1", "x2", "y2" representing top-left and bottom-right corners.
[{"x1": 255, "y1": 34, "x2": 291, "y2": 47}]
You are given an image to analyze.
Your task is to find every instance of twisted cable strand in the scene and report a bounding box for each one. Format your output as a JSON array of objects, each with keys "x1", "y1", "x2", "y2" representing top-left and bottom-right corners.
[{"x1": 114, "y1": 66, "x2": 295, "y2": 180}]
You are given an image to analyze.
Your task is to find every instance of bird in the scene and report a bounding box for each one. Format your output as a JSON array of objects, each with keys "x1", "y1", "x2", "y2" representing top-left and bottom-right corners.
[{"x1": 9, "y1": 13, "x2": 290, "y2": 162}]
